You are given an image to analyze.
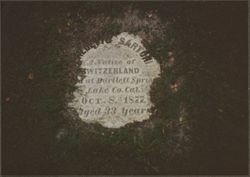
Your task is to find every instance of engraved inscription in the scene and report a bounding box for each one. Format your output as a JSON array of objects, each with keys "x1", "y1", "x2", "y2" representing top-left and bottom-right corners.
[{"x1": 69, "y1": 32, "x2": 160, "y2": 128}]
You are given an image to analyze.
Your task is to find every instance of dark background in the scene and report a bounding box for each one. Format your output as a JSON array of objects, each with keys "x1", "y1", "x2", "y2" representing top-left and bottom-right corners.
[{"x1": 1, "y1": 2, "x2": 248, "y2": 175}]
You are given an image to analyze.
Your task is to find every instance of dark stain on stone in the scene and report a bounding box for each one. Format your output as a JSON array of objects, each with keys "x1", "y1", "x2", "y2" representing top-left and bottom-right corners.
[{"x1": 2, "y1": 2, "x2": 248, "y2": 175}]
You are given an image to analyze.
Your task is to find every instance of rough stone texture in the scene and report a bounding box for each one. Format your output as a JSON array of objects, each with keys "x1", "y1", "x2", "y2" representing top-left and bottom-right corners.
[{"x1": 2, "y1": 2, "x2": 248, "y2": 175}]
